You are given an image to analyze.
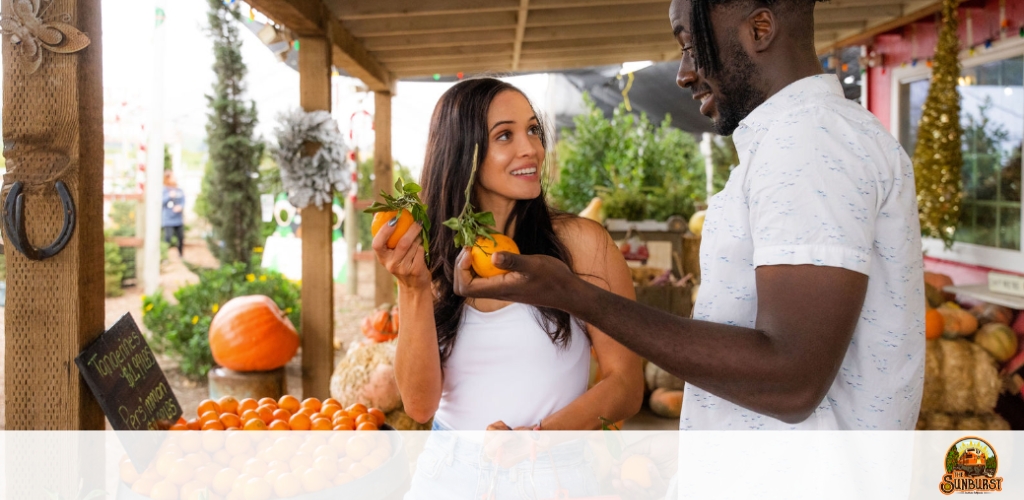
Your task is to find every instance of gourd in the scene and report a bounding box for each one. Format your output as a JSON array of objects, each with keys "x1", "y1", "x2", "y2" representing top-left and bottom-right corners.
[
  {"x1": 208, "y1": 295, "x2": 299, "y2": 372},
  {"x1": 648, "y1": 388, "x2": 683, "y2": 418},
  {"x1": 921, "y1": 339, "x2": 1001, "y2": 414},
  {"x1": 969, "y1": 303, "x2": 1014, "y2": 327},
  {"x1": 688, "y1": 211, "x2": 706, "y2": 237},
  {"x1": 644, "y1": 362, "x2": 684, "y2": 392},
  {"x1": 973, "y1": 323, "x2": 1019, "y2": 363},
  {"x1": 937, "y1": 303, "x2": 977, "y2": 337}
]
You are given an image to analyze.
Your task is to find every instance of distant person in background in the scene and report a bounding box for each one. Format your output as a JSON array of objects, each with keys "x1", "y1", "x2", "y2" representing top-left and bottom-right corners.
[{"x1": 162, "y1": 170, "x2": 185, "y2": 257}]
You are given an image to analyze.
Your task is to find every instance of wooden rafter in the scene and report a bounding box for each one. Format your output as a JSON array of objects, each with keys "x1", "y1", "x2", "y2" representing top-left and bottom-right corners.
[
  {"x1": 818, "y1": 1, "x2": 951, "y2": 54},
  {"x1": 512, "y1": 0, "x2": 531, "y2": 70},
  {"x1": 248, "y1": 0, "x2": 392, "y2": 91},
  {"x1": 327, "y1": 0, "x2": 665, "y2": 20}
]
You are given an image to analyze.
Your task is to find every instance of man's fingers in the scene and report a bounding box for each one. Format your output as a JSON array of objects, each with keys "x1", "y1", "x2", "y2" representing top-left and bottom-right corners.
[{"x1": 491, "y1": 251, "x2": 522, "y2": 271}]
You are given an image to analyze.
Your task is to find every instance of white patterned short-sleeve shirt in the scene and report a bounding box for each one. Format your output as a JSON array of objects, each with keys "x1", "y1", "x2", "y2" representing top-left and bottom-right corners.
[{"x1": 681, "y1": 74, "x2": 925, "y2": 430}]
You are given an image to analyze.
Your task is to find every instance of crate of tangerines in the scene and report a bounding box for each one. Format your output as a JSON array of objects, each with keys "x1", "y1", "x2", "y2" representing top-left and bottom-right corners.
[
  {"x1": 119, "y1": 395, "x2": 406, "y2": 500},
  {"x1": 170, "y1": 395, "x2": 387, "y2": 432}
]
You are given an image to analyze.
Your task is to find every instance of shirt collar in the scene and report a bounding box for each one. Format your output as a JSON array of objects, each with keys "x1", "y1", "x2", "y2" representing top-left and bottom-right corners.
[{"x1": 732, "y1": 74, "x2": 845, "y2": 150}]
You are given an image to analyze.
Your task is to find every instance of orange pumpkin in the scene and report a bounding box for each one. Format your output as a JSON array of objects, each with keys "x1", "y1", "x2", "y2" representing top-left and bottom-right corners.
[
  {"x1": 925, "y1": 308, "x2": 944, "y2": 340},
  {"x1": 209, "y1": 295, "x2": 299, "y2": 372}
]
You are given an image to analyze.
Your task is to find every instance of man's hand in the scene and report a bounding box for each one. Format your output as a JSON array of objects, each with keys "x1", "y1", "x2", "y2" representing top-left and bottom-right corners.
[{"x1": 452, "y1": 248, "x2": 579, "y2": 309}]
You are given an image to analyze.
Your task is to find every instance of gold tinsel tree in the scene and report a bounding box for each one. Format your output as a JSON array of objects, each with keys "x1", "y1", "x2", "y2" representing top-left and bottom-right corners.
[{"x1": 913, "y1": 0, "x2": 963, "y2": 248}]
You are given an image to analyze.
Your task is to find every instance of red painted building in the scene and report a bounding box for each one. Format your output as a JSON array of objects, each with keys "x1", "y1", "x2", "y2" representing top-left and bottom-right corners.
[{"x1": 855, "y1": 0, "x2": 1024, "y2": 287}]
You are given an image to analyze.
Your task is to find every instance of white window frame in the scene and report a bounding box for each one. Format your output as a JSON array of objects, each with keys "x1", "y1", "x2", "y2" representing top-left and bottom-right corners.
[{"x1": 890, "y1": 36, "x2": 1024, "y2": 272}]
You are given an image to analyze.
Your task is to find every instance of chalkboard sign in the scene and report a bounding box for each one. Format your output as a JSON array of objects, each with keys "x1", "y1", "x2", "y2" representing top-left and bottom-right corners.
[{"x1": 76, "y1": 313, "x2": 183, "y2": 430}]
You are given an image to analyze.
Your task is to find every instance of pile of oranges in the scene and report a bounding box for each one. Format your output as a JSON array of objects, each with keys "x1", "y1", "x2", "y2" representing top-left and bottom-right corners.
[
  {"x1": 120, "y1": 424, "x2": 394, "y2": 500},
  {"x1": 169, "y1": 396, "x2": 386, "y2": 432}
]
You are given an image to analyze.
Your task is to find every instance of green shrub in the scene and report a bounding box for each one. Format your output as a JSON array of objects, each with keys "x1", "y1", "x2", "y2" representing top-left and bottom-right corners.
[
  {"x1": 105, "y1": 239, "x2": 126, "y2": 297},
  {"x1": 550, "y1": 94, "x2": 706, "y2": 221},
  {"x1": 142, "y1": 257, "x2": 301, "y2": 379}
]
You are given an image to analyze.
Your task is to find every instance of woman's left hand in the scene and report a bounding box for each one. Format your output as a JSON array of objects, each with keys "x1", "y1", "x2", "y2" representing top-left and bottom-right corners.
[{"x1": 483, "y1": 420, "x2": 548, "y2": 468}]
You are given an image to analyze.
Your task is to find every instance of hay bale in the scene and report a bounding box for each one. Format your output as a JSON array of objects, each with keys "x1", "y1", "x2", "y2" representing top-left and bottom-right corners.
[
  {"x1": 921, "y1": 339, "x2": 1000, "y2": 414},
  {"x1": 916, "y1": 411, "x2": 1010, "y2": 430},
  {"x1": 386, "y1": 408, "x2": 431, "y2": 431}
]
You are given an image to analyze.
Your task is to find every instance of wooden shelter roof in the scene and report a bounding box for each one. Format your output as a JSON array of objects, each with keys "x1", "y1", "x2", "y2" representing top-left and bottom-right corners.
[{"x1": 246, "y1": 0, "x2": 944, "y2": 90}]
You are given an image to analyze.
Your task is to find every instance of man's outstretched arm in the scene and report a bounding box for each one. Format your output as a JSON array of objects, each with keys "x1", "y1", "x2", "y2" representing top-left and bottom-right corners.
[{"x1": 454, "y1": 250, "x2": 867, "y2": 424}]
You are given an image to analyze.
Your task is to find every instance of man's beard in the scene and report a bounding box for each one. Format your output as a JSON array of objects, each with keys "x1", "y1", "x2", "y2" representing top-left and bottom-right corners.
[{"x1": 711, "y1": 38, "x2": 767, "y2": 136}]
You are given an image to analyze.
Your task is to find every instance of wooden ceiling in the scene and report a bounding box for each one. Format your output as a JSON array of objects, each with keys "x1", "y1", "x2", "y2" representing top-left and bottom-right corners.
[{"x1": 246, "y1": 0, "x2": 943, "y2": 91}]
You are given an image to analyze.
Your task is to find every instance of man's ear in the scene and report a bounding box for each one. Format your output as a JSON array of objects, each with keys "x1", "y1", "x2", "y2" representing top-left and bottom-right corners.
[{"x1": 747, "y1": 8, "x2": 776, "y2": 52}]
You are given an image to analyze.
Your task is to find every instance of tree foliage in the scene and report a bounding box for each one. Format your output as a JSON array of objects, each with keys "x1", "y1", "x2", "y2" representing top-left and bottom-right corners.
[
  {"x1": 201, "y1": 0, "x2": 263, "y2": 265},
  {"x1": 550, "y1": 94, "x2": 706, "y2": 221}
]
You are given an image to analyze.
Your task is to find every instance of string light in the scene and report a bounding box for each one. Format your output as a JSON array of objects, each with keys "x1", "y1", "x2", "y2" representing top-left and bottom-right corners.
[
  {"x1": 433, "y1": 74, "x2": 440, "y2": 81},
  {"x1": 456, "y1": 72, "x2": 464, "y2": 79}
]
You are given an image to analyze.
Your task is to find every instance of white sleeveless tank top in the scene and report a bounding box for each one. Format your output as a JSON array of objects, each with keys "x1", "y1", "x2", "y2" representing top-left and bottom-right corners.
[{"x1": 433, "y1": 302, "x2": 591, "y2": 430}]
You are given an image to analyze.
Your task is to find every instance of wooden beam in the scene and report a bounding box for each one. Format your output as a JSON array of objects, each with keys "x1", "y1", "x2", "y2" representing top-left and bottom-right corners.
[
  {"x1": 327, "y1": 18, "x2": 393, "y2": 91},
  {"x1": 386, "y1": 55, "x2": 514, "y2": 73},
  {"x1": 512, "y1": 0, "x2": 531, "y2": 70},
  {"x1": 529, "y1": 0, "x2": 666, "y2": 9},
  {"x1": 298, "y1": 36, "x2": 334, "y2": 401},
  {"x1": 248, "y1": 0, "x2": 392, "y2": 93},
  {"x1": 527, "y1": 3, "x2": 666, "y2": 27},
  {"x1": 329, "y1": 0, "x2": 518, "y2": 19},
  {"x1": 520, "y1": 33, "x2": 671, "y2": 54},
  {"x1": 328, "y1": 0, "x2": 664, "y2": 19},
  {"x1": 517, "y1": 51, "x2": 677, "y2": 71},
  {"x1": 813, "y1": 5, "x2": 905, "y2": 24},
  {"x1": 815, "y1": 20, "x2": 869, "y2": 32},
  {"x1": 375, "y1": 43, "x2": 512, "y2": 64},
  {"x1": 518, "y1": 44, "x2": 677, "y2": 62},
  {"x1": 523, "y1": 19, "x2": 668, "y2": 42},
  {"x1": 818, "y1": 1, "x2": 949, "y2": 53},
  {"x1": 4, "y1": 0, "x2": 105, "y2": 430},
  {"x1": 346, "y1": 11, "x2": 518, "y2": 37},
  {"x1": 362, "y1": 29, "x2": 516, "y2": 51},
  {"x1": 374, "y1": 92, "x2": 395, "y2": 308},
  {"x1": 245, "y1": 0, "x2": 324, "y2": 36}
]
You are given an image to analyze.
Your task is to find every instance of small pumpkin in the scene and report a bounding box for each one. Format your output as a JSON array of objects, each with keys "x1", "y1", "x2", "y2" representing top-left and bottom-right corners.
[
  {"x1": 209, "y1": 295, "x2": 299, "y2": 372},
  {"x1": 970, "y1": 303, "x2": 1014, "y2": 327},
  {"x1": 925, "y1": 308, "x2": 944, "y2": 340},
  {"x1": 644, "y1": 362, "x2": 684, "y2": 392},
  {"x1": 924, "y1": 272, "x2": 955, "y2": 300},
  {"x1": 937, "y1": 304, "x2": 977, "y2": 337},
  {"x1": 973, "y1": 323, "x2": 1019, "y2": 363},
  {"x1": 649, "y1": 388, "x2": 683, "y2": 418}
]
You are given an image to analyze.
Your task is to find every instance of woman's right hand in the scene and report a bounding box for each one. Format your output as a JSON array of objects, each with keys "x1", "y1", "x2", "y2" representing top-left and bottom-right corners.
[{"x1": 372, "y1": 217, "x2": 431, "y2": 290}]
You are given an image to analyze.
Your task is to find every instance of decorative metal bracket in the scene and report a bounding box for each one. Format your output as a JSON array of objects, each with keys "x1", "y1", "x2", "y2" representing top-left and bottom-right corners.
[{"x1": 3, "y1": 180, "x2": 76, "y2": 261}]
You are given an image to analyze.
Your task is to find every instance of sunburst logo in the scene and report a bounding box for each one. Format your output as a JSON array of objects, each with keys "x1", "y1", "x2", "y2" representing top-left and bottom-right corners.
[{"x1": 939, "y1": 436, "x2": 1004, "y2": 495}]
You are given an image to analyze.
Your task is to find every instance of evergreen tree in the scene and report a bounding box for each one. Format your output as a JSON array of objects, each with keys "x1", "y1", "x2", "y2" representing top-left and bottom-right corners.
[{"x1": 202, "y1": 0, "x2": 263, "y2": 265}]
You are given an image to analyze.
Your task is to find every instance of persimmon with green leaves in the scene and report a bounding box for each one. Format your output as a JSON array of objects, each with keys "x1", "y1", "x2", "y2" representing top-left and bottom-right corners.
[
  {"x1": 365, "y1": 178, "x2": 431, "y2": 263},
  {"x1": 443, "y1": 145, "x2": 521, "y2": 278}
]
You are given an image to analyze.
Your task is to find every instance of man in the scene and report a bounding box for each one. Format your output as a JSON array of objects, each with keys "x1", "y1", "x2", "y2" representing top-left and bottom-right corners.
[
  {"x1": 455, "y1": 0, "x2": 924, "y2": 430},
  {"x1": 162, "y1": 170, "x2": 186, "y2": 257}
]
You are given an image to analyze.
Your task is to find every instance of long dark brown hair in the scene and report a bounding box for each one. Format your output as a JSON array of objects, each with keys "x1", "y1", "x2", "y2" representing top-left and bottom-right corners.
[{"x1": 420, "y1": 78, "x2": 578, "y2": 364}]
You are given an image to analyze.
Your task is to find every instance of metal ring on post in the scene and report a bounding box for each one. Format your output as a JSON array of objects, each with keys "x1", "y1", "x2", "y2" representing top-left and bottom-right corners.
[{"x1": 2, "y1": 180, "x2": 76, "y2": 261}]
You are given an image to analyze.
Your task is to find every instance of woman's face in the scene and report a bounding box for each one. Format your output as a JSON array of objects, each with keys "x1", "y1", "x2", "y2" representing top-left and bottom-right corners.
[{"x1": 475, "y1": 90, "x2": 544, "y2": 205}]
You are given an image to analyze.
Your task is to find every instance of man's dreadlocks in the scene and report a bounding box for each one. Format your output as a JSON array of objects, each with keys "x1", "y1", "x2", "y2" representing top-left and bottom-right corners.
[{"x1": 690, "y1": 0, "x2": 826, "y2": 77}]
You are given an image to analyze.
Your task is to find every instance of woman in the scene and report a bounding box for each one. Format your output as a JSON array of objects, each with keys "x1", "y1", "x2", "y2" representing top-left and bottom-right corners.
[{"x1": 373, "y1": 78, "x2": 642, "y2": 434}]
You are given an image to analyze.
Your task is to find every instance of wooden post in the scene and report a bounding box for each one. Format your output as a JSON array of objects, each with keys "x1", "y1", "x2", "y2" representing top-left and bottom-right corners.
[
  {"x1": 374, "y1": 91, "x2": 395, "y2": 307},
  {"x1": 298, "y1": 36, "x2": 333, "y2": 400},
  {"x1": 2, "y1": 0, "x2": 105, "y2": 430}
]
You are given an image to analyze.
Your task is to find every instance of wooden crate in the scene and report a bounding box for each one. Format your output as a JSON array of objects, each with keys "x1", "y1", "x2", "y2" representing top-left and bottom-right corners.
[{"x1": 635, "y1": 284, "x2": 693, "y2": 317}]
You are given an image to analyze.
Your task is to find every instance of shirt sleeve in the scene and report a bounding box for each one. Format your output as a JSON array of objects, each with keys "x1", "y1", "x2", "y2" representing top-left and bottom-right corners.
[{"x1": 745, "y1": 116, "x2": 881, "y2": 276}]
